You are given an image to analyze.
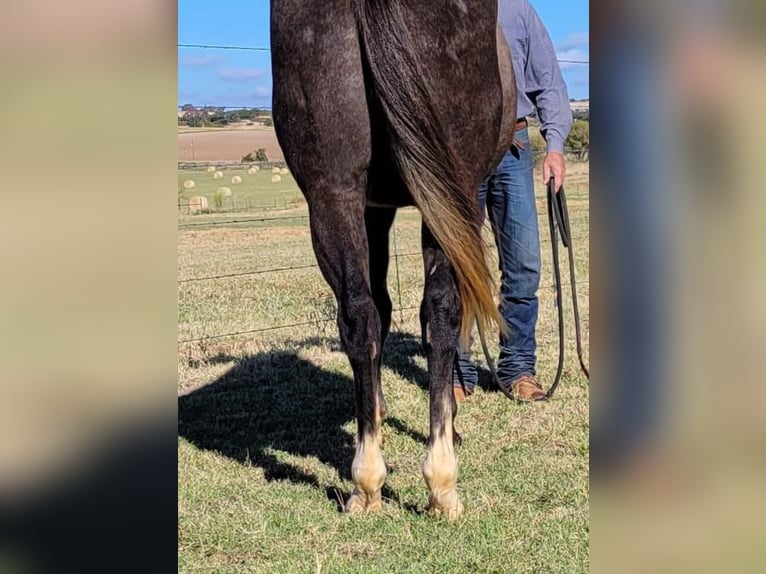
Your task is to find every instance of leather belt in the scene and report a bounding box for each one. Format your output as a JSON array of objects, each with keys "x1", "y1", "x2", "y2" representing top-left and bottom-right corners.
[{"x1": 512, "y1": 118, "x2": 528, "y2": 150}]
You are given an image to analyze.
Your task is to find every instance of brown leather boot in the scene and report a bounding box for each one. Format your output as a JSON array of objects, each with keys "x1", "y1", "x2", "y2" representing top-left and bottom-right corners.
[
  {"x1": 453, "y1": 385, "x2": 468, "y2": 405},
  {"x1": 510, "y1": 374, "x2": 547, "y2": 402}
]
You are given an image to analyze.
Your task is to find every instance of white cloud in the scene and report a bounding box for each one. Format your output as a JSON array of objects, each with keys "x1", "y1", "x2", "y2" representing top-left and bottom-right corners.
[
  {"x1": 556, "y1": 31, "x2": 589, "y2": 70},
  {"x1": 556, "y1": 48, "x2": 589, "y2": 69},
  {"x1": 558, "y1": 32, "x2": 589, "y2": 51}
]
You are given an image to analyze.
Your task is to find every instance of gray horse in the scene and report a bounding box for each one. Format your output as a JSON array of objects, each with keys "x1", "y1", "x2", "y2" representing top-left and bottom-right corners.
[{"x1": 271, "y1": 0, "x2": 516, "y2": 518}]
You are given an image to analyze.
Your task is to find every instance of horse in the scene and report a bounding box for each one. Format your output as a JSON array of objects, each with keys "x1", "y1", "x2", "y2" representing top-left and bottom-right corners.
[{"x1": 270, "y1": 0, "x2": 516, "y2": 518}]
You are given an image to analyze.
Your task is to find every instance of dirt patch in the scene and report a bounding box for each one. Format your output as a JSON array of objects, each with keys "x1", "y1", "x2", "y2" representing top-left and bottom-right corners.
[{"x1": 178, "y1": 127, "x2": 284, "y2": 162}]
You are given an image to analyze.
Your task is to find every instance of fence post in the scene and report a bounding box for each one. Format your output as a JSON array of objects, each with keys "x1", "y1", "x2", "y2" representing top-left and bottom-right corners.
[{"x1": 392, "y1": 221, "x2": 405, "y2": 326}]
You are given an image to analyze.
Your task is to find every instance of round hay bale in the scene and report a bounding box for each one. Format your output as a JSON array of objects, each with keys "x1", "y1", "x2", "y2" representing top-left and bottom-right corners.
[
  {"x1": 213, "y1": 171, "x2": 224, "y2": 179},
  {"x1": 231, "y1": 175, "x2": 242, "y2": 184},
  {"x1": 272, "y1": 167, "x2": 281, "y2": 174},
  {"x1": 188, "y1": 196, "x2": 209, "y2": 215},
  {"x1": 217, "y1": 186, "x2": 232, "y2": 197},
  {"x1": 206, "y1": 166, "x2": 216, "y2": 173},
  {"x1": 271, "y1": 174, "x2": 282, "y2": 183},
  {"x1": 183, "y1": 180, "x2": 196, "y2": 190},
  {"x1": 279, "y1": 167, "x2": 289, "y2": 175},
  {"x1": 247, "y1": 166, "x2": 260, "y2": 175}
]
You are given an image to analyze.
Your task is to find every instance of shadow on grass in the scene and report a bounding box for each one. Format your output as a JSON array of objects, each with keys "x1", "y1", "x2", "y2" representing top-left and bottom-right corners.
[
  {"x1": 178, "y1": 350, "x2": 356, "y2": 490},
  {"x1": 178, "y1": 334, "x2": 433, "y2": 508},
  {"x1": 382, "y1": 331, "x2": 502, "y2": 396},
  {"x1": 178, "y1": 331, "x2": 501, "y2": 509}
]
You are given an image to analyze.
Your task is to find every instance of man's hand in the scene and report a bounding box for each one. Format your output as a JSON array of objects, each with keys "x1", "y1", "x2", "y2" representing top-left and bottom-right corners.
[{"x1": 542, "y1": 151, "x2": 566, "y2": 193}]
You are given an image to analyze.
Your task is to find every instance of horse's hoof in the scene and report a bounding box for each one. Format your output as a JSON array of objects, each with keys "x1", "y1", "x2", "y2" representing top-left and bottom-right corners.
[
  {"x1": 345, "y1": 490, "x2": 382, "y2": 514},
  {"x1": 427, "y1": 490, "x2": 464, "y2": 520}
]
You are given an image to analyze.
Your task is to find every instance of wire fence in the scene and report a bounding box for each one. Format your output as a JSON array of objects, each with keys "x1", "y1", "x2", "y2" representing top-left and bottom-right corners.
[{"x1": 178, "y1": 213, "x2": 589, "y2": 344}]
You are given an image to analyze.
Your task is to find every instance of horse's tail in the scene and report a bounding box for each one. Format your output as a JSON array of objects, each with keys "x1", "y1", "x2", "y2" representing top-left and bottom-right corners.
[{"x1": 358, "y1": 1, "x2": 505, "y2": 346}]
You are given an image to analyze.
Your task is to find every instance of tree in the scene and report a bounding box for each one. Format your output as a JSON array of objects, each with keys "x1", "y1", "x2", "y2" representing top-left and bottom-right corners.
[
  {"x1": 241, "y1": 148, "x2": 269, "y2": 163},
  {"x1": 565, "y1": 120, "x2": 589, "y2": 161},
  {"x1": 185, "y1": 114, "x2": 207, "y2": 128}
]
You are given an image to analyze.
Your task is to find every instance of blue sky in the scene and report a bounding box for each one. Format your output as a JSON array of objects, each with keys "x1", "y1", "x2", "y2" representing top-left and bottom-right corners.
[{"x1": 178, "y1": 0, "x2": 589, "y2": 108}]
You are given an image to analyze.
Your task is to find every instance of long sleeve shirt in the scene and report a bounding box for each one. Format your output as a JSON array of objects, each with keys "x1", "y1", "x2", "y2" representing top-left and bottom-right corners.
[{"x1": 498, "y1": 0, "x2": 573, "y2": 153}]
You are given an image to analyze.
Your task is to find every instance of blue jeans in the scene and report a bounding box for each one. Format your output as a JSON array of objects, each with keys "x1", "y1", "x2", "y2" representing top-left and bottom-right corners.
[{"x1": 454, "y1": 126, "x2": 541, "y2": 392}]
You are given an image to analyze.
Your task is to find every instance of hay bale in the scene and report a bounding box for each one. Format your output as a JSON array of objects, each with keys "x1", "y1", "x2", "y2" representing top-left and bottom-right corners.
[
  {"x1": 247, "y1": 166, "x2": 260, "y2": 175},
  {"x1": 272, "y1": 167, "x2": 281, "y2": 174},
  {"x1": 206, "y1": 166, "x2": 216, "y2": 173},
  {"x1": 217, "y1": 186, "x2": 232, "y2": 197},
  {"x1": 231, "y1": 175, "x2": 242, "y2": 184},
  {"x1": 279, "y1": 167, "x2": 289, "y2": 175},
  {"x1": 188, "y1": 196, "x2": 209, "y2": 215},
  {"x1": 213, "y1": 171, "x2": 224, "y2": 179},
  {"x1": 271, "y1": 174, "x2": 282, "y2": 183},
  {"x1": 183, "y1": 180, "x2": 196, "y2": 190}
]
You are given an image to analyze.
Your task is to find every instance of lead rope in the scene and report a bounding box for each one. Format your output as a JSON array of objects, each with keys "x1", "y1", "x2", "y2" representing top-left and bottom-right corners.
[
  {"x1": 545, "y1": 178, "x2": 589, "y2": 398},
  {"x1": 472, "y1": 179, "x2": 589, "y2": 401}
]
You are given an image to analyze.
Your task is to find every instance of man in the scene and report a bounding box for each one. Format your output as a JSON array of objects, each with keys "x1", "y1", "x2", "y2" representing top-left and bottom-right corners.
[{"x1": 454, "y1": 0, "x2": 572, "y2": 403}]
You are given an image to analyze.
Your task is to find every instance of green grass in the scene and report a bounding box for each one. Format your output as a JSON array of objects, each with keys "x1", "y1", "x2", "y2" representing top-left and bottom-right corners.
[
  {"x1": 178, "y1": 167, "x2": 304, "y2": 215},
  {"x1": 178, "y1": 162, "x2": 589, "y2": 572}
]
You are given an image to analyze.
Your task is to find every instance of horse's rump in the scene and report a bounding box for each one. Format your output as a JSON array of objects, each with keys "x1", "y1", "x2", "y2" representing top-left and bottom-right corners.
[{"x1": 358, "y1": 0, "x2": 508, "y2": 343}]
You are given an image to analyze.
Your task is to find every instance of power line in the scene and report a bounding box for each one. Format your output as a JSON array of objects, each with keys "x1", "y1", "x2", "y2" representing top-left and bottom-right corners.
[
  {"x1": 179, "y1": 43, "x2": 270, "y2": 52},
  {"x1": 178, "y1": 43, "x2": 589, "y2": 65}
]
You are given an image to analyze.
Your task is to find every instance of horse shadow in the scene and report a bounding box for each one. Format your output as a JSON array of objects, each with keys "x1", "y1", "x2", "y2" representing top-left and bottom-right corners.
[
  {"x1": 177, "y1": 331, "x2": 498, "y2": 508},
  {"x1": 381, "y1": 331, "x2": 500, "y2": 395}
]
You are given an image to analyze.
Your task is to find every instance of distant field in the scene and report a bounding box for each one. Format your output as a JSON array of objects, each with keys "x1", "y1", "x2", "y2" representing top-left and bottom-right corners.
[
  {"x1": 178, "y1": 159, "x2": 590, "y2": 572},
  {"x1": 178, "y1": 126, "x2": 284, "y2": 163}
]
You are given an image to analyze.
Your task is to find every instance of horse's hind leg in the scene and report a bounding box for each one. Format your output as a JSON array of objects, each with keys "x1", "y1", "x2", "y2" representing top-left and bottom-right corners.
[
  {"x1": 420, "y1": 225, "x2": 464, "y2": 519},
  {"x1": 365, "y1": 206, "x2": 396, "y2": 446},
  {"x1": 308, "y1": 197, "x2": 387, "y2": 513}
]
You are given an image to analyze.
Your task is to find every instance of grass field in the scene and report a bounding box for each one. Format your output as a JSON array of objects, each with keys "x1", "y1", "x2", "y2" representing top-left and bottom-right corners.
[
  {"x1": 178, "y1": 167, "x2": 302, "y2": 214},
  {"x1": 178, "y1": 162, "x2": 590, "y2": 573}
]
